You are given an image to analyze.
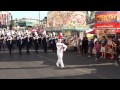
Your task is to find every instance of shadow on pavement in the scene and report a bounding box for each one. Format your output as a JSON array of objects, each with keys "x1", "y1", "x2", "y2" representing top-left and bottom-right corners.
[
  {"x1": 32, "y1": 73, "x2": 103, "y2": 79},
  {"x1": 0, "y1": 66, "x2": 52, "y2": 70},
  {"x1": 34, "y1": 65, "x2": 120, "y2": 79},
  {"x1": 0, "y1": 51, "x2": 49, "y2": 62},
  {"x1": 42, "y1": 52, "x2": 115, "y2": 66},
  {"x1": 1, "y1": 51, "x2": 120, "y2": 79}
]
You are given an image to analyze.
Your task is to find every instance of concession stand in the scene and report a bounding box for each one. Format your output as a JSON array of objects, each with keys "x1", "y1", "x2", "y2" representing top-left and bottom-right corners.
[
  {"x1": 94, "y1": 11, "x2": 120, "y2": 39},
  {"x1": 94, "y1": 11, "x2": 120, "y2": 58}
]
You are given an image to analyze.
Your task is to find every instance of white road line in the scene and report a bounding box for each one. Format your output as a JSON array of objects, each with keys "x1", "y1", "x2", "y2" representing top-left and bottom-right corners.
[
  {"x1": 31, "y1": 52, "x2": 56, "y2": 63},
  {"x1": 0, "y1": 50, "x2": 53, "y2": 54},
  {"x1": 0, "y1": 50, "x2": 52, "y2": 52}
]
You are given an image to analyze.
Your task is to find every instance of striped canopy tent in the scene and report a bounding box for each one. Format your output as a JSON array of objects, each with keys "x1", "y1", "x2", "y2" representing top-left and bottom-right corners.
[{"x1": 86, "y1": 28, "x2": 95, "y2": 34}]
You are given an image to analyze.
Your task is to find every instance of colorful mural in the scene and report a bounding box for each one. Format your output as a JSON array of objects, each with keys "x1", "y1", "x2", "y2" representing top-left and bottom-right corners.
[
  {"x1": 71, "y1": 12, "x2": 86, "y2": 26},
  {"x1": 54, "y1": 14, "x2": 63, "y2": 27},
  {"x1": 47, "y1": 11, "x2": 87, "y2": 29},
  {"x1": 62, "y1": 12, "x2": 73, "y2": 26}
]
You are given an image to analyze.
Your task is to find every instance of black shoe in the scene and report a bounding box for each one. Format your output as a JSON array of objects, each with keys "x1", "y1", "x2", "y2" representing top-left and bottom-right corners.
[
  {"x1": 36, "y1": 51, "x2": 38, "y2": 54},
  {"x1": 26, "y1": 51, "x2": 30, "y2": 54}
]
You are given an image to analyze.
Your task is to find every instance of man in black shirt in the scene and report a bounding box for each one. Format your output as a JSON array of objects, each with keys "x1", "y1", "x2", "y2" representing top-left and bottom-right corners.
[
  {"x1": 6, "y1": 36, "x2": 13, "y2": 55},
  {"x1": 17, "y1": 35, "x2": 25, "y2": 55},
  {"x1": 25, "y1": 35, "x2": 32, "y2": 54},
  {"x1": 33, "y1": 34, "x2": 39, "y2": 54},
  {"x1": 82, "y1": 37, "x2": 88, "y2": 54},
  {"x1": 100, "y1": 36, "x2": 107, "y2": 58},
  {"x1": 115, "y1": 38, "x2": 120, "y2": 66},
  {"x1": 42, "y1": 35, "x2": 47, "y2": 53}
]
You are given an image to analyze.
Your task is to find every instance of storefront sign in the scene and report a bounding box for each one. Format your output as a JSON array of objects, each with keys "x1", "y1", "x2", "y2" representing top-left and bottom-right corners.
[
  {"x1": 95, "y1": 11, "x2": 117, "y2": 23},
  {"x1": 26, "y1": 22, "x2": 33, "y2": 26}
]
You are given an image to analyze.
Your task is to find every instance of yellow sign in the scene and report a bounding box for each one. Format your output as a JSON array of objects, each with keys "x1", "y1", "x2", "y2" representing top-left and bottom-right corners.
[{"x1": 87, "y1": 34, "x2": 94, "y2": 40}]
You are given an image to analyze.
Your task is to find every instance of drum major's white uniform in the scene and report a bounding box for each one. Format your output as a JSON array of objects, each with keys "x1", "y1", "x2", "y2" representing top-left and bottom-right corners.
[{"x1": 56, "y1": 39, "x2": 67, "y2": 68}]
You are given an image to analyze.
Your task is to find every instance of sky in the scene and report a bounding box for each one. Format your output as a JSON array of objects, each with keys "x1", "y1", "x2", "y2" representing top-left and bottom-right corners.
[{"x1": 9, "y1": 11, "x2": 48, "y2": 20}]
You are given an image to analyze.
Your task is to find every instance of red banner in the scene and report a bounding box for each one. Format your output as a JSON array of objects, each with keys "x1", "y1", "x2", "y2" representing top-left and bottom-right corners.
[
  {"x1": 116, "y1": 30, "x2": 120, "y2": 33},
  {"x1": 94, "y1": 22, "x2": 120, "y2": 28}
]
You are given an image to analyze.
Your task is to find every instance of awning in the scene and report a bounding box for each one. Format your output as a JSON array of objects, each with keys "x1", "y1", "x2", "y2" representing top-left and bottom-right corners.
[
  {"x1": 87, "y1": 30, "x2": 95, "y2": 34},
  {"x1": 94, "y1": 28, "x2": 117, "y2": 30},
  {"x1": 86, "y1": 28, "x2": 95, "y2": 34},
  {"x1": 45, "y1": 26, "x2": 89, "y2": 31},
  {"x1": 116, "y1": 30, "x2": 120, "y2": 33}
]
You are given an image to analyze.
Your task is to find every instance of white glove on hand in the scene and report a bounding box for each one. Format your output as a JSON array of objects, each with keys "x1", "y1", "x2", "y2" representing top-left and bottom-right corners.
[{"x1": 64, "y1": 49, "x2": 66, "y2": 51}]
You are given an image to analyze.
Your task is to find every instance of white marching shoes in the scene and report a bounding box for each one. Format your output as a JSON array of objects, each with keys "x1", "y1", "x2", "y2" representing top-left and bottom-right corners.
[
  {"x1": 114, "y1": 61, "x2": 119, "y2": 67},
  {"x1": 56, "y1": 63, "x2": 59, "y2": 67},
  {"x1": 56, "y1": 63, "x2": 65, "y2": 68}
]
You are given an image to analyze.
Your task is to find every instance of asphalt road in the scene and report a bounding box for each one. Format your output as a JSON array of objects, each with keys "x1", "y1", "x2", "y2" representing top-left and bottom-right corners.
[{"x1": 0, "y1": 49, "x2": 120, "y2": 79}]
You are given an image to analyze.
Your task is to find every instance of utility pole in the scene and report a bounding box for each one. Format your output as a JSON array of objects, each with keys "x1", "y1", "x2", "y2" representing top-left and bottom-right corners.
[
  {"x1": 39, "y1": 11, "x2": 40, "y2": 26},
  {"x1": 10, "y1": 14, "x2": 13, "y2": 30}
]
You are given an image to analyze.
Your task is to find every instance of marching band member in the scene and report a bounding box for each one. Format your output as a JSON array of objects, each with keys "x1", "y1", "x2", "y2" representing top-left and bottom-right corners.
[
  {"x1": 1, "y1": 34, "x2": 6, "y2": 51},
  {"x1": 0, "y1": 31, "x2": 1, "y2": 36},
  {"x1": 38, "y1": 35, "x2": 42, "y2": 48},
  {"x1": 12, "y1": 34, "x2": 17, "y2": 50},
  {"x1": 6, "y1": 34, "x2": 13, "y2": 55},
  {"x1": 52, "y1": 32, "x2": 57, "y2": 53},
  {"x1": 56, "y1": 37, "x2": 67, "y2": 68},
  {"x1": 58, "y1": 33, "x2": 63, "y2": 40},
  {"x1": 0, "y1": 36, "x2": 2, "y2": 51},
  {"x1": 17, "y1": 35, "x2": 24, "y2": 55},
  {"x1": 42, "y1": 30, "x2": 47, "y2": 53},
  {"x1": 33, "y1": 32, "x2": 39, "y2": 54},
  {"x1": 48, "y1": 33, "x2": 53, "y2": 50},
  {"x1": 25, "y1": 34, "x2": 32, "y2": 54}
]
